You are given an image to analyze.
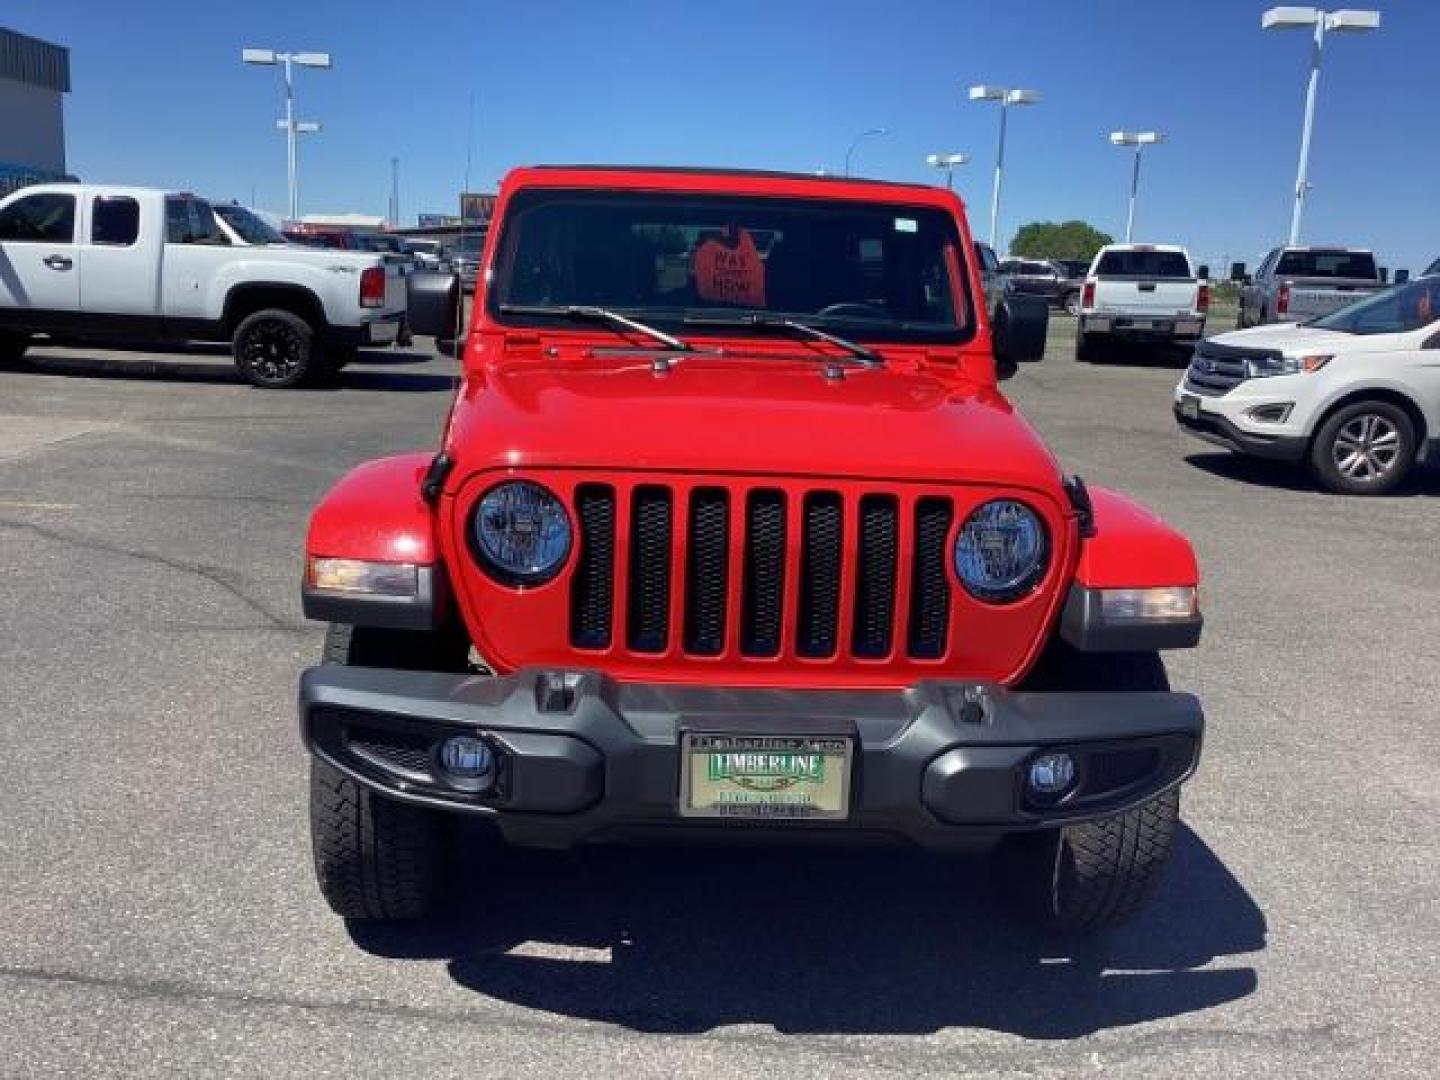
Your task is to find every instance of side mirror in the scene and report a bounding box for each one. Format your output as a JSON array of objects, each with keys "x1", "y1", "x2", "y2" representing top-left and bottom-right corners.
[
  {"x1": 1197, "y1": 264, "x2": 1210, "y2": 281},
  {"x1": 1229, "y1": 262, "x2": 1247, "y2": 282},
  {"x1": 1395, "y1": 268, "x2": 1410, "y2": 285},
  {"x1": 406, "y1": 270, "x2": 462, "y2": 343},
  {"x1": 992, "y1": 294, "x2": 1048, "y2": 379}
]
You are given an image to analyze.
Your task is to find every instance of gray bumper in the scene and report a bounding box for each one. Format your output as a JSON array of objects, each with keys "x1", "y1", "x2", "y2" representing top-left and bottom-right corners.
[{"x1": 300, "y1": 667, "x2": 1203, "y2": 849}]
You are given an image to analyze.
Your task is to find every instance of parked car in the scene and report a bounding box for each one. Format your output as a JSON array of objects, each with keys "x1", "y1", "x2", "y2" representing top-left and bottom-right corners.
[
  {"x1": 972, "y1": 239, "x2": 1010, "y2": 325},
  {"x1": 297, "y1": 164, "x2": 1204, "y2": 934},
  {"x1": 1175, "y1": 277, "x2": 1440, "y2": 494},
  {"x1": 449, "y1": 230, "x2": 485, "y2": 292},
  {"x1": 400, "y1": 237, "x2": 448, "y2": 270},
  {"x1": 1076, "y1": 244, "x2": 1209, "y2": 362},
  {"x1": 1233, "y1": 246, "x2": 1384, "y2": 329},
  {"x1": 1000, "y1": 257, "x2": 1082, "y2": 315},
  {"x1": 0, "y1": 184, "x2": 407, "y2": 386},
  {"x1": 1054, "y1": 258, "x2": 1091, "y2": 281}
]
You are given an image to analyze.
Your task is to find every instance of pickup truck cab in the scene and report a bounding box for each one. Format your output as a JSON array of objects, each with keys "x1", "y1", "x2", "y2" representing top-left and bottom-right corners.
[
  {"x1": 1076, "y1": 244, "x2": 1208, "y2": 362},
  {"x1": 1234, "y1": 246, "x2": 1383, "y2": 329},
  {"x1": 1175, "y1": 277, "x2": 1440, "y2": 494},
  {"x1": 297, "y1": 165, "x2": 1205, "y2": 934},
  {"x1": 0, "y1": 184, "x2": 407, "y2": 386}
]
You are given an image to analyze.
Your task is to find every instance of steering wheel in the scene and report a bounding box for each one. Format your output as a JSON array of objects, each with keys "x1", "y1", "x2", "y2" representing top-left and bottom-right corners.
[{"x1": 816, "y1": 302, "x2": 886, "y2": 319}]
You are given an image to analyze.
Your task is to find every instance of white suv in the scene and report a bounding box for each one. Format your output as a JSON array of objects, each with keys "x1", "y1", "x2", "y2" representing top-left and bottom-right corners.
[{"x1": 1174, "y1": 278, "x2": 1440, "y2": 494}]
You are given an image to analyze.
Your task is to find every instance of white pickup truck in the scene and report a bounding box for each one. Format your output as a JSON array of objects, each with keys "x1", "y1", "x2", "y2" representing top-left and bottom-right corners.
[
  {"x1": 1175, "y1": 277, "x2": 1440, "y2": 495},
  {"x1": 1075, "y1": 244, "x2": 1209, "y2": 362},
  {"x1": 0, "y1": 184, "x2": 407, "y2": 387}
]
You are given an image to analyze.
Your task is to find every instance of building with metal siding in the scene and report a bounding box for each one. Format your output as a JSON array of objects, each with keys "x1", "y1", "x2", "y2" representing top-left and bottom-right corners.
[{"x1": 0, "y1": 27, "x2": 72, "y2": 195}]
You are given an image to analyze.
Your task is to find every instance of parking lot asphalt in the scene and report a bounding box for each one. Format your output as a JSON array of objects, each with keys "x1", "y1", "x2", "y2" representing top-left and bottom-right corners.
[{"x1": 2, "y1": 322, "x2": 1437, "y2": 1079}]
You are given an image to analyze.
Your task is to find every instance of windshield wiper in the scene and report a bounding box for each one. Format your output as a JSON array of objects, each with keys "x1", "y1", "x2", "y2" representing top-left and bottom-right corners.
[
  {"x1": 681, "y1": 313, "x2": 883, "y2": 366},
  {"x1": 499, "y1": 304, "x2": 692, "y2": 352}
]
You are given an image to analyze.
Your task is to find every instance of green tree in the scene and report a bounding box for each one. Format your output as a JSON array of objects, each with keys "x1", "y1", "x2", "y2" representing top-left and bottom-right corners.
[{"x1": 1007, "y1": 220, "x2": 1114, "y2": 261}]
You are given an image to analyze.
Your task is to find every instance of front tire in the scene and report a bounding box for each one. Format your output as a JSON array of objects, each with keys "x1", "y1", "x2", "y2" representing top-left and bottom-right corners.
[
  {"x1": 1003, "y1": 646, "x2": 1180, "y2": 932},
  {"x1": 1309, "y1": 399, "x2": 1415, "y2": 496},
  {"x1": 233, "y1": 308, "x2": 317, "y2": 388},
  {"x1": 309, "y1": 623, "x2": 469, "y2": 921}
]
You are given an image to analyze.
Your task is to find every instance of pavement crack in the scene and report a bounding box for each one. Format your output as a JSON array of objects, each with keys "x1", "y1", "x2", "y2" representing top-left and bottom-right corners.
[{"x1": 0, "y1": 518, "x2": 306, "y2": 634}]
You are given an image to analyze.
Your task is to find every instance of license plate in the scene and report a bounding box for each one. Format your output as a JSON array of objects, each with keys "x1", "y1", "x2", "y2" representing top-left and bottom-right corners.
[
  {"x1": 679, "y1": 732, "x2": 853, "y2": 820},
  {"x1": 1180, "y1": 393, "x2": 1201, "y2": 420}
]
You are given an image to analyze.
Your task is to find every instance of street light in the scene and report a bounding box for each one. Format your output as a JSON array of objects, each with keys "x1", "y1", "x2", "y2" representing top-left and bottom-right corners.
[
  {"x1": 969, "y1": 85, "x2": 1040, "y2": 250},
  {"x1": 243, "y1": 48, "x2": 333, "y2": 221},
  {"x1": 1262, "y1": 6, "x2": 1380, "y2": 244},
  {"x1": 925, "y1": 152, "x2": 970, "y2": 190},
  {"x1": 844, "y1": 128, "x2": 889, "y2": 177},
  {"x1": 1108, "y1": 131, "x2": 1165, "y2": 243}
]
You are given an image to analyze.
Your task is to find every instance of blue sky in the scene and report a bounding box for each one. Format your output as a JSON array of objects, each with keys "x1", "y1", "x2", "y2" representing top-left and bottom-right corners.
[{"x1": 7, "y1": 0, "x2": 1436, "y2": 273}]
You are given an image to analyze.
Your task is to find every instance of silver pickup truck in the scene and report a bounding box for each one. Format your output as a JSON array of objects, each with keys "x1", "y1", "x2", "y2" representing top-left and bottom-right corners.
[{"x1": 1233, "y1": 246, "x2": 1383, "y2": 328}]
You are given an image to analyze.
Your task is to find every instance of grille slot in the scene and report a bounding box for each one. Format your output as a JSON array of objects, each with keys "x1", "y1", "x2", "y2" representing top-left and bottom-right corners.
[
  {"x1": 626, "y1": 486, "x2": 673, "y2": 653},
  {"x1": 797, "y1": 492, "x2": 843, "y2": 657},
  {"x1": 570, "y1": 484, "x2": 616, "y2": 649},
  {"x1": 852, "y1": 495, "x2": 899, "y2": 658},
  {"x1": 741, "y1": 490, "x2": 787, "y2": 657},
  {"x1": 683, "y1": 488, "x2": 730, "y2": 655},
  {"x1": 346, "y1": 726, "x2": 433, "y2": 776},
  {"x1": 1185, "y1": 344, "x2": 1255, "y2": 396},
  {"x1": 907, "y1": 497, "x2": 954, "y2": 659}
]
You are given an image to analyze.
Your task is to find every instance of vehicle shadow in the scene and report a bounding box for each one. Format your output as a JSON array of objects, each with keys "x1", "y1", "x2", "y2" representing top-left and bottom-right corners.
[
  {"x1": 1086, "y1": 342, "x2": 1192, "y2": 369},
  {"x1": 350, "y1": 824, "x2": 1264, "y2": 1037},
  {"x1": 3, "y1": 351, "x2": 455, "y2": 392},
  {"x1": 1185, "y1": 451, "x2": 1440, "y2": 497}
]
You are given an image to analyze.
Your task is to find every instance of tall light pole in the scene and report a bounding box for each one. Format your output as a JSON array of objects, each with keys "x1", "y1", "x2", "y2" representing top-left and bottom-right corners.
[
  {"x1": 1109, "y1": 131, "x2": 1165, "y2": 242},
  {"x1": 925, "y1": 152, "x2": 970, "y2": 190},
  {"x1": 969, "y1": 85, "x2": 1040, "y2": 251},
  {"x1": 1262, "y1": 6, "x2": 1380, "y2": 245},
  {"x1": 844, "y1": 128, "x2": 889, "y2": 177},
  {"x1": 389, "y1": 157, "x2": 400, "y2": 227},
  {"x1": 242, "y1": 48, "x2": 333, "y2": 221}
]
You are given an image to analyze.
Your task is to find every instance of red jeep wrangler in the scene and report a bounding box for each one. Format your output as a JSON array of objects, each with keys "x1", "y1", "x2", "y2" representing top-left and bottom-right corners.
[{"x1": 300, "y1": 166, "x2": 1203, "y2": 932}]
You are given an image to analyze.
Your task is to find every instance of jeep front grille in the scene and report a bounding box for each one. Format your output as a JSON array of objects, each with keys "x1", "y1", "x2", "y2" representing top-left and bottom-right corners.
[{"x1": 568, "y1": 481, "x2": 961, "y2": 663}]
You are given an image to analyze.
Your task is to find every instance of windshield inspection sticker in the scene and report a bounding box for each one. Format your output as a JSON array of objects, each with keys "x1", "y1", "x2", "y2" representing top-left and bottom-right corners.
[
  {"x1": 895, "y1": 217, "x2": 918, "y2": 233},
  {"x1": 693, "y1": 227, "x2": 767, "y2": 308}
]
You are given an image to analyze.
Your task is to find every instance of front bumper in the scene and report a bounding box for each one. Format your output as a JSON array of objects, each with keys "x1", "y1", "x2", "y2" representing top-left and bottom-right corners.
[
  {"x1": 300, "y1": 666, "x2": 1203, "y2": 850},
  {"x1": 1173, "y1": 379, "x2": 1310, "y2": 463}
]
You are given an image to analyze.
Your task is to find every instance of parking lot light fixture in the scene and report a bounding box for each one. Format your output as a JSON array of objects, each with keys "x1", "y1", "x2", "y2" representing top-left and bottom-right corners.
[
  {"x1": 844, "y1": 128, "x2": 889, "y2": 178},
  {"x1": 925, "y1": 152, "x2": 970, "y2": 190},
  {"x1": 968, "y1": 84, "x2": 1040, "y2": 250},
  {"x1": 1108, "y1": 131, "x2": 1166, "y2": 243},
  {"x1": 243, "y1": 47, "x2": 333, "y2": 221},
  {"x1": 1262, "y1": 6, "x2": 1381, "y2": 245}
]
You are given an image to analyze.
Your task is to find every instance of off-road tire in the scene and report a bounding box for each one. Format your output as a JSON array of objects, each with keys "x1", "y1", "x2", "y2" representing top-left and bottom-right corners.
[
  {"x1": 1003, "y1": 645, "x2": 1180, "y2": 931},
  {"x1": 233, "y1": 308, "x2": 317, "y2": 389},
  {"x1": 1309, "y1": 399, "x2": 1415, "y2": 496},
  {"x1": 308, "y1": 623, "x2": 469, "y2": 920}
]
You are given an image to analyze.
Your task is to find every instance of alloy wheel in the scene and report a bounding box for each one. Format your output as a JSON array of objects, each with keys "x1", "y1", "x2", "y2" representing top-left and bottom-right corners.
[
  {"x1": 1331, "y1": 413, "x2": 1401, "y2": 481},
  {"x1": 244, "y1": 321, "x2": 304, "y2": 384}
]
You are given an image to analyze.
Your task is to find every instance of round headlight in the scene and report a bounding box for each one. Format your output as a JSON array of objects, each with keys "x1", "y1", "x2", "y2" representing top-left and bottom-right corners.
[
  {"x1": 472, "y1": 481, "x2": 572, "y2": 586},
  {"x1": 954, "y1": 499, "x2": 1049, "y2": 603}
]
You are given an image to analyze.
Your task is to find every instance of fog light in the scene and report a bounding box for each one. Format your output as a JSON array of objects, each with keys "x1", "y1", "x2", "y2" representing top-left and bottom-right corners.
[
  {"x1": 439, "y1": 735, "x2": 494, "y2": 781},
  {"x1": 1028, "y1": 752, "x2": 1076, "y2": 797}
]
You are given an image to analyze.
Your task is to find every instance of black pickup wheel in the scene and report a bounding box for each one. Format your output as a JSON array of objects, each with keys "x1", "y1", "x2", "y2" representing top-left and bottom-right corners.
[{"x1": 233, "y1": 308, "x2": 317, "y2": 389}]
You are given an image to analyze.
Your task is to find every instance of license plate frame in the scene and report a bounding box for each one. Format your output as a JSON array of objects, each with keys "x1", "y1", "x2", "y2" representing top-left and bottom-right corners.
[{"x1": 678, "y1": 730, "x2": 854, "y2": 821}]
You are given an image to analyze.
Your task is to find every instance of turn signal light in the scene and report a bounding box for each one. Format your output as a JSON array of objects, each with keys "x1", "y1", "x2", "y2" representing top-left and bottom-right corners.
[
  {"x1": 1099, "y1": 586, "x2": 1198, "y2": 623},
  {"x1": 306, "y1": 557, "x2": 418, "y2": 597}
]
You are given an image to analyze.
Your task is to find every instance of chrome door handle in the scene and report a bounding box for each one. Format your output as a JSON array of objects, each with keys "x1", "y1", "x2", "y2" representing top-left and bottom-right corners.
[{"x1": 43, "y1": 255, "x2": 73, "y2": 270}]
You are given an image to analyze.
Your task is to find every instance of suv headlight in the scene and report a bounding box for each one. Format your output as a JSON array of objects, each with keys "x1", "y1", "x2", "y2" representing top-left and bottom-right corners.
[
  {"x1": 472, "y1": 481, "x2": 572, "y2": 586},
  {"x1": 954, "y1": 500, "x2": 1049, "y2": 603},
  {"x1": 1246, "y1": 353, "x2": 1330, "y2": 378}
]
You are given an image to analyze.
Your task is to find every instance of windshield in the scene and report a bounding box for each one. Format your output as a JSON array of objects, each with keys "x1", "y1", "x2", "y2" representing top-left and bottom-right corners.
[
  {"x1": 1308, "y1": 279, "x2": 1440, "y2": 335},
  {"x1": 489, "y1": 189, "x2": 971, "y2": 342},
  {"x1": 213, "y1": 204, "x2": 285, "y2": 245},
  {"x1": 1276, "y1": 249, "x2": 1377, "y2": 279},
  {"x1": 1094, "y1": 250, "x2": 1191, "y2": 278}
]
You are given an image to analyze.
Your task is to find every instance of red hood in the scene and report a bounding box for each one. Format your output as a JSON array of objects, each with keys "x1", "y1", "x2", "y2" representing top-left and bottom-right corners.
[{"x1": 444, "y1": 349, "x2": 1063, "y2": 494}]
